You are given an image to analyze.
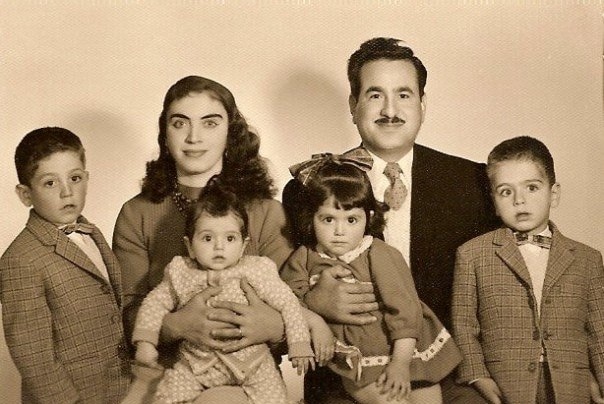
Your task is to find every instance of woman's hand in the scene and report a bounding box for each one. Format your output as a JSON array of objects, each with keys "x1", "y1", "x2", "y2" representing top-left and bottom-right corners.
[
  {"x1": 160, "y1": 285, "x2": 235, "y2": 350},
  {"x1": 212, "y1": 277, "x2": 285, "y2": 353},
  {"x1": 304, "y1": 265, "x2": 378, "y2": 325}
]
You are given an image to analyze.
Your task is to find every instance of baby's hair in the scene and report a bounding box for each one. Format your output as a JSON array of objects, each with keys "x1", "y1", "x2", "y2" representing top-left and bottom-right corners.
[
  {"x1": 14, "y1": 127, "x2": 85, "y2": 186},
  {"x1": 185, "y1": 176, "x2": 249, "y2": 240},
  {"x1": 487, "y1": 136, "x2": 556, "y2": 186},
  {"x1": 294, "y1": 161, "x2": 386, "y2": 248}
]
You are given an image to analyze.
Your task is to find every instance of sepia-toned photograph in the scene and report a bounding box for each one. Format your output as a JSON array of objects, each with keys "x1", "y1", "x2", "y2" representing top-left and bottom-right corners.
[{"x1": 1, "y1": 1, "x2": 602, "y2": 403}]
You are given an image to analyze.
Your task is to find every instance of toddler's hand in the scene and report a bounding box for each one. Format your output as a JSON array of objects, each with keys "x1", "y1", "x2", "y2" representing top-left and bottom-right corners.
[
  {"x1": 473, "y1": 378, "x2": 502, "y2": 404},
  {"x1": 291, "y1": 356, "x2": 314, "y2": 375},
  {"x1": 135, "y1": 342, "x2": 161, "y2": 369},
  {"x1": 310, "y1": 319, "x2": 335, "y2": 367},
  {"x1": 375, "y1": 359, "x2": 411, "y2": 402}
]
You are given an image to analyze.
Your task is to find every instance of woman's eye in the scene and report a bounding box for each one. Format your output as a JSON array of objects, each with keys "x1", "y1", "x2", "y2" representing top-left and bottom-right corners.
[
  {"x1": 528, "y1": 184, "x2": 539, "y2": 192},
  {"x1": 347, "y1": 217, "x2": 358, "y2": 224},
  {"x1": 226, "y1": 235, "x2": 236, "y2": 242},
  {"x1": 202, "y1": 235, "x2": 212, "y2": 242},
  {"x1": 203, "y1": 120, "x2": 218, "y2": 128},
  {"x1": 44, "y1": 180, "x2": 56, "y2": 188},
  {"x1": 499, "y1": 189, "x2": 512, "y2": 197},
  {"x1": 323, "y1": 217, "x2": 333, "y2": 223},
  {"x1": 172, "y1": 120, "x2": 186, "y2": 129}
]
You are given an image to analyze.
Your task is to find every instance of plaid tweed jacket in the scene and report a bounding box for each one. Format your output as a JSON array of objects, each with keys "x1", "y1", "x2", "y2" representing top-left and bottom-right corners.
[
  {"x1": 0, "y1": 210, "x2": 130, "y2": 404},
  {"x1": 452, "y1": 222, "x2": 604, "y2": 404}
]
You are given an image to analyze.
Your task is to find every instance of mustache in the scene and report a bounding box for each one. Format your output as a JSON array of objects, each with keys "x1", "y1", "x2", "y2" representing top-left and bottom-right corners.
[{"x1": 375, "y1": 116, "x2": 405, "y2": 124}]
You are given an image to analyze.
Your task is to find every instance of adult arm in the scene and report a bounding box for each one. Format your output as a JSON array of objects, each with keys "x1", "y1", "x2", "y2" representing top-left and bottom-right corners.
[
  {"x1": 304, "y1": 265, "x2": 378, "y2": 325},
  {"x1": 0, "y1": 256, "x2": 79, "y2": 403}
]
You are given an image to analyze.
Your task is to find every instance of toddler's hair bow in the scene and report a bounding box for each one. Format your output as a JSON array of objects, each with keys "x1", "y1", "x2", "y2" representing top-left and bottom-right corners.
[{"x1": 289, "y1": 147, "x2": 373, "y2": 186}]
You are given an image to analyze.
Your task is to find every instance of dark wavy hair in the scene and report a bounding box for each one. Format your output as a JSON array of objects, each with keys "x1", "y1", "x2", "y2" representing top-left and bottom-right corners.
[
  {"x1": 141, "y1": 75, "x2": 275, "y2": 203},
  {"x1": 348, "y1": 37, "x2": 427, "y2": 100},
  {"x1": 15, "y1": 127, "x2": 85, "y2": 186},
  {"x1": 487, "y1": 136, "x2": 556, "y2": 186},
  {"x1": 185, "y1": 176, "x2": 249, "y2": 240},
  {"x1": 293, "y1": 161, "x2": 386, "y2": 248}
]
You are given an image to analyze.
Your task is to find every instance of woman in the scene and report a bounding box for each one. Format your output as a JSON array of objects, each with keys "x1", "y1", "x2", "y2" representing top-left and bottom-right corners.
[{"x1": 113, "y1": 76, "x2": 292, "y2": 403}]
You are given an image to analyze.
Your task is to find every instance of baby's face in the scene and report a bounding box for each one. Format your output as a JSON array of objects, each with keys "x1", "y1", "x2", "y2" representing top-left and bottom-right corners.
[
  {"x1": 313, "y1": 196, "x2": 367, "y2": 258},
  {"x1": 187, "y1": 212, "x2": 246, "y2": 271},
  {"x1": 17, "y1": 150, "x2": 88, "y2": 226},
  {"x1": 491, "y1": 159, "x2": 560, "y2": 235}
]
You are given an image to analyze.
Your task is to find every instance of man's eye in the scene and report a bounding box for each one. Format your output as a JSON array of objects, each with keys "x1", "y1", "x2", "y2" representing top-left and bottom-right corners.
[
  {"x1": 528, "y1": 184, "x2": 539, "y2": 192},
  {"x1": 71, "y1": 175, "x2": 82, "y2": 183}
]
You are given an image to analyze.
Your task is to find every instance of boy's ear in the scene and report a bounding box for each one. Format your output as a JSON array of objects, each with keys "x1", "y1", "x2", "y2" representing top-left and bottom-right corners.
[
  {"x1": 15, "y1": 184, "x2": 32, "y2": 207},
  {"x1": 183, "y1": 236, "x2": 195, "y2": 259},
  {"x1": 550, "y1": 182, "x2": 561, "y2": 208}
]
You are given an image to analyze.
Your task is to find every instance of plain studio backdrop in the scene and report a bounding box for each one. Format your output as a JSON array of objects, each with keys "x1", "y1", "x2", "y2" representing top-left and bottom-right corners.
[{"x1": 0, "y1": 2, "x2": 602, "y2": 402}]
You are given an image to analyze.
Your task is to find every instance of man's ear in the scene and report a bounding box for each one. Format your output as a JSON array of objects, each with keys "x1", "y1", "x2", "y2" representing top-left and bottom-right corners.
[
  {"x1": 348, "y1": 94, "x2": 358, "y2": 124},
  {"x1": 183, "y1": 236, "x2": 195, "y2": 259},
  {"x1": 15, "y1": 184, "x2": 32, "y2": 207},
  {"x1": 550, "y1": 182, "x2": 561, "y2": 208}
]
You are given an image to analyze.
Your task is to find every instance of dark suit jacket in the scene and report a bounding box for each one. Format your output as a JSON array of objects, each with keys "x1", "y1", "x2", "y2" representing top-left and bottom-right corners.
[
  {"x1": 452, "y1": 223, "x2": 604, "y2": 404},
  {"x1": 282, "y1": 144, "x2": 499, "y2": 403},
  {"x1": 0, "y1": 210, "x2": 130, "y2": 404}
]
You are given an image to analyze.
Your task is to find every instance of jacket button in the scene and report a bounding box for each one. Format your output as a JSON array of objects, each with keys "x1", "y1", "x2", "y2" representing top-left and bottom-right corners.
[
  {"x1": 528, "y1": 362, "x2": 537, "y2": 372},
  {"x1": 532, "y1": 330, "x2": 540, "y2": 340}
]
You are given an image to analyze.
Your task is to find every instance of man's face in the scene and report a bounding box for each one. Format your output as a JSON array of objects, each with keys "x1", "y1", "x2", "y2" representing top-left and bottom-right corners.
[{"x1": 349, "y1": 59, "x2": 426, "y2": 162}]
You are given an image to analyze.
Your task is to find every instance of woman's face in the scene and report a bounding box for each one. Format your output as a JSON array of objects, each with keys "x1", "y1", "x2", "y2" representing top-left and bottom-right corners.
[{"x1": 165, "y1": 91, "x2": 229, "y2": 181}]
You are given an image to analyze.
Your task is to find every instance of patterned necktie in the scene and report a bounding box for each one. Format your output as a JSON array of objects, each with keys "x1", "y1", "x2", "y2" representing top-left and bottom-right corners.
[
  {"x1": 514, "y1": 233, "x2": 552, "y2": 249},
  {"x1": 383, "y1": 162, "x2": 407, "y2": 211},
  {"x1": 61, "y1": 222, "x2": 95, "y2": 235}
]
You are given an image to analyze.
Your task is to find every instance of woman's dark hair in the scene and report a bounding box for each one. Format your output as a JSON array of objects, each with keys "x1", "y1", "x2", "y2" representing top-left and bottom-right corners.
[
  {"x1": 141, "y1": 75, "x2": 275, "y2": 203},
  {"x1": 293, "y1": 160, "x2": 386, "y2": 248},
  {"x1": 185, "y1": 176, "x2": 249, "y2": 240}
]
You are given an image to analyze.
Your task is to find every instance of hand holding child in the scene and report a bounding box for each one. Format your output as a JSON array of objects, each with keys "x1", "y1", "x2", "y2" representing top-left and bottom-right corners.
[
  {"x1": 305, "y1": 265, "x2": 378, "y2": 325},
  {"x1": 473, "y1": 378, "x2": 503, "y2": 404},
  {"x1": 291, "y1": 356, "x2": 315, "y2": 375}
]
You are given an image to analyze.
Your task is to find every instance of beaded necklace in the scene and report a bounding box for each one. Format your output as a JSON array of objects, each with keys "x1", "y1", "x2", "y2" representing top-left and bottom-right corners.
[{"x1": 171, "y1": 184, "x2": 198, "y2": 216}]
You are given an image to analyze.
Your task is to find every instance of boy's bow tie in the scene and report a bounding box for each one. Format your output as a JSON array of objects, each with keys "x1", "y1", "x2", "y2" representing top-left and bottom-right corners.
[
  {"x1": 60, "y1": 223, "x2": 95, "y2": 235},
  {"x1": 514, "y1": 233, "x2": 551, "y2": 249}
]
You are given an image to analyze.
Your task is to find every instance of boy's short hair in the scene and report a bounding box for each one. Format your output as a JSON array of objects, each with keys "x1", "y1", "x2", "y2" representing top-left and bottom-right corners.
[
  {"x1": 185, "y1": 176, "x2": 249, "y2": 240},
  {"x1": 15, "y1": 127, "x2": 86, "y2": 186},
  {"x1": 487, "y1": 136, "x2": 556, "y2": 186}
]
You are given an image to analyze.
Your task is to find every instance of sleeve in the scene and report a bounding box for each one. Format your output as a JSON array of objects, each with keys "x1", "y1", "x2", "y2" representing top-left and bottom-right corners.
[
  {"x1": 279, "y1": 246, "x2": 311, "y2": 302},
  {"x1": 112, "y1": 200, "x2": 149, "y2": 342},
  {"x1": 0, "y1": 255, "x2": 79, "y2": 404},
  {"x1": 250, "y1": 199, "x2": 294, "y2": 270},
  {"x1": 451, "y1": 245, "x2": 491, "y2": 383},
  {"x1": 131, "y1": 263, "x2": 178, "y2": 347},
  {"x1": 369, "y1": 242, "x2": 422, "y2": 341},
  {"x1": 587, "y1": 250, "x2": 604, "y2": 390},
  {"x1": 245, "y1": 258, "x2": 313, "y2": 359}
]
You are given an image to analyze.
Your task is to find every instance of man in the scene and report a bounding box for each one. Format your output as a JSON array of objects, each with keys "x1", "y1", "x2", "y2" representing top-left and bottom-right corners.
[{"x1": 283, "y1": 37, "x2": 500, "y2": 403}]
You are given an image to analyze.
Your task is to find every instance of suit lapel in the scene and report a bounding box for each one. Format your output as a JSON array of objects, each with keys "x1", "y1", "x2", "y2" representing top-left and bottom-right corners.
[
  {"x1": 27, "y1": 211, "x2": 111, "y2": 285},
  {"x1": 493, "y1": 228, "x2": 533, "y2": 287},
  {"x1": 89, "y1": 225, "x2": 123, "y2": 306},
  {"x1": 542, "y1": 223, "x2": 575, "y2": 296}
]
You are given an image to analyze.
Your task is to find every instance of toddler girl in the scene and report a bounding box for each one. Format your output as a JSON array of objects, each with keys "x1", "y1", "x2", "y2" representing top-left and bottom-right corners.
[{"x1": 281, "y1": 151, "x2": 461, "y2": 404}]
